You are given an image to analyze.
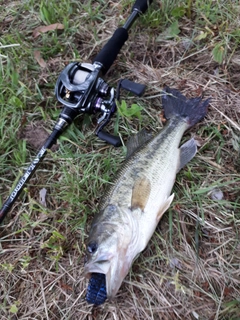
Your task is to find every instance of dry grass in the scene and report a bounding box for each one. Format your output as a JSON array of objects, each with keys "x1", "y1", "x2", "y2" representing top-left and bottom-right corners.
[{"x1": 1, "y1": 0, "x2": 240, "y2": 319}]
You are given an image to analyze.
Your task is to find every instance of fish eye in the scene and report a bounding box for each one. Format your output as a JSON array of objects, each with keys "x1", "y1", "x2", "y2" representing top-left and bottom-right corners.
[{"x1": 87, "y1": 241, "x2": 98, "y2": 254}]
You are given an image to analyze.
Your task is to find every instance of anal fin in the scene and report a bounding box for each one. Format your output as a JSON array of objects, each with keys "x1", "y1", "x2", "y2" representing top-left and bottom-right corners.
[
  {"x1": 157, "y1": 193, "x2": 174, "y2": 221},
  {"x1": 131, "y1": 177, "x2": 151, "y2": 211}
]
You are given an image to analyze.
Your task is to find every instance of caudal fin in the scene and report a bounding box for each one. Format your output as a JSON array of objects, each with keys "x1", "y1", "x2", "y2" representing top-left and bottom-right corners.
[{"x1": 162, "y1": 87, "x2": 210, "y2": 127}]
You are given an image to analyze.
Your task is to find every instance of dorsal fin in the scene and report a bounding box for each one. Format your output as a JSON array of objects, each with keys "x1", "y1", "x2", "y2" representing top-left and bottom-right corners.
[
  {"x1": 126, "y1": 129, "x2": 153, "y2": 159},
  {"x1": 131, "y1": 176, "x2": 151, "y2": 211}
]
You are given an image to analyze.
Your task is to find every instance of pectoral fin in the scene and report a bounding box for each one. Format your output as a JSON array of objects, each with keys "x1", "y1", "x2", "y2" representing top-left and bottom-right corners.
[
  {"x1": 131, "y1": 177, "x2": 151, "y2": 211},
  {"x1": 157, "y1": 193, "x2": 174, "y2": 221},
  {"x1": 177, "y1": 138, "x2": 197, "y2": 172}
]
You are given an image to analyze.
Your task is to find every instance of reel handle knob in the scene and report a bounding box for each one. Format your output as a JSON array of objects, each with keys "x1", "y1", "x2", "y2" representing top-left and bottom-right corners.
[{"x1": 97, "y1": 130, "x2": 122, "y2": 147}]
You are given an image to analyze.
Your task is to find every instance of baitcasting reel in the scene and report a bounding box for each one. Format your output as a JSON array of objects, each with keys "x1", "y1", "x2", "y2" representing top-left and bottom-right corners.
[{"x1": 55, "y1": 61, "x2": 145, "y2": 147}]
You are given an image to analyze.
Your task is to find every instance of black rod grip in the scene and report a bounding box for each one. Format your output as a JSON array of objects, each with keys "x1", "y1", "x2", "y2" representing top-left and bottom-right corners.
[
  {"x1": 93, "y1": 28, "x2": 128, "y2": 74},
  {"x1": 132, "y1": 0, "x2": 153, "y2": 14}
]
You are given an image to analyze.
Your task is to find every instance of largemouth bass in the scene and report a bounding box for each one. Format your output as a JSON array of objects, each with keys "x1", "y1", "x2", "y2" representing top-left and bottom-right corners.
[{"x1": 84, "y1": 87, "x2": 209, "y2": 305}]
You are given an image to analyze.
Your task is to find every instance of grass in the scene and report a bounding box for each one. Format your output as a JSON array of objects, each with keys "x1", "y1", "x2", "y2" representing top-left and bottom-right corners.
[{"x1": 0, "y1": 0, "x2": 240, "y2": 319}]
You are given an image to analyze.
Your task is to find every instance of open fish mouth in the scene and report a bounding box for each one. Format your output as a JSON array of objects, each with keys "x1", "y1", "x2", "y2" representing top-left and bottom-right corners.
[
  {"x1": 86, "y1": 273, "x2": 107, "y2": 305},
  {"x1": 84, "y1": 241, "x2": 135, "y2": 303}
]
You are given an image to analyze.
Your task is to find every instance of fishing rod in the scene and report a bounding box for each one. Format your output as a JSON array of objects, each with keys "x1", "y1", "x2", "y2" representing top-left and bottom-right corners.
[{"x1": 0, "y1": 0, "x2": 153, "y2": 224}]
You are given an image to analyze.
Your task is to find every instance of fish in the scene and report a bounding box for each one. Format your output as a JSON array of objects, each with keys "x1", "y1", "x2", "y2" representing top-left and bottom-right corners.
[{"x1": 84, "y1": 87, "x2": 210, "y2": 305}]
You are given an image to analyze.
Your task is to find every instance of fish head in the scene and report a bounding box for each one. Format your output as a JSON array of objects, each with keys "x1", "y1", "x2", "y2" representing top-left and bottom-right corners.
[{"x1": 84, "y1": 205, "x2": 135, "y2": 298}]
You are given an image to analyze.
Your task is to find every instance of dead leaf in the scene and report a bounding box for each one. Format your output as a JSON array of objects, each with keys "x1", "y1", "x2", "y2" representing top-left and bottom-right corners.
[
  {"x1": 159, "y1": 111, "x2": 167, "y2": 123},
  {"x1": 34, "y1": 50, "x2": 47, "y2": 68},
  {"x1": 18, "y1": 120, "x2": 59, "y2": 151},
  {"x1": 209, "y1": 188, "x2": 224, "y2": 200},
  {"x1": 202, "y1": 281, "x2": 209, "y2": 291},
  {"x1": 194, "y1": 290, "x2": 201, "y2": 297},
  {"x1": 169, "y1": 257, "x2": 182, "y2": 269},
  {"x1": 39, "y1": 188, "x2": 47, "y2": 207},
  {"x1": 223, "y1": 286, "x2": 233, "y2": 296},
  {"x1": 59, "y1": 281, "x2": 73, "y2": 292},
  {"x1": 32, "y1": 23, "x2": 64, "y2": 38}
]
